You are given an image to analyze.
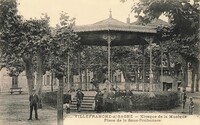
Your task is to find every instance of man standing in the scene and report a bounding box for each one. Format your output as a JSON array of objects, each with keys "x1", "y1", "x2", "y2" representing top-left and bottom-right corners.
[
  {"x1": 189, "y1": 97, "x2": 194, "y2": 115},
  {"x1": 95, "y1": 90, "x2": 103, "y2": 113},
  {"x1": 105, "y1": 89, "x2": 115, "y2": 112},
  {"x1": 102, "y1": 88, "x2": 108, "y2": 112},
  {"x1": 28, "y1": 89, "x2": 39, "y2": 120},
  {"x1": 124, "y1": 89, "x2": 133, "y2": 112},
  {"x1": 76, "y1": 89, "x2": 84, "y2": 112},
  {"x1": 181, "y1": 89, "x2": 187, "y2": 113},
  {"x1": 90, "y1": 78, "x2": 99, "y2": 90}
]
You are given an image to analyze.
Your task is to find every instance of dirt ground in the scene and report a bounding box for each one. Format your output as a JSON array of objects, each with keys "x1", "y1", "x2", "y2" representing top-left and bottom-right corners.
[
  {"x1": 0, "y1": 93, "x2": 57, "y2": 125},
  {"x1": 0, "y1": 91, "x2": 199, "y2": 125}
]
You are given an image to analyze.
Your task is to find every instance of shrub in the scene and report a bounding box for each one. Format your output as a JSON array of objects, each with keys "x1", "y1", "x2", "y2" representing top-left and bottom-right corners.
[
  {"x1": 42, "y1": 91, "x2": 180, "y2": 111},
  {"x1": 129, "y1": 91, "x2": 180, "y2": 110},
  {"x1": 42, "y1": 91, "x2": 57, "y2": 108}
]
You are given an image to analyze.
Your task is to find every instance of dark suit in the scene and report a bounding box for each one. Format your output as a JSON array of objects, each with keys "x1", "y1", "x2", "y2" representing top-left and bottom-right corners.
[
  {"x1": 124, "y1": 90, "x2": 133, "y2": 112},
  {"x1": 76, "y1": 91, "x2": 84, "y2": 112},
  {"x1": 105, "y1": 91, "x2": 115, "y2": 112},
  {"x1": 29, "y1": 94, "x2": 39, "y2": 119},
  {"x1": 95, "y1": 92, "x2": 103, "y2": 113}
]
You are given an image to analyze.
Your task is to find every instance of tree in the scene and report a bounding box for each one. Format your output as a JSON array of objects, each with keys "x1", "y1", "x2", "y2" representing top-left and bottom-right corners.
[
  {"x1": 0, "y1": 0, "x2": 52, "y2": 95},
  {"x1": 122, "y1": 0, "x2": 199, "y2": 92},
  {"x1": 51, "y1": 12, "x2": 79, "y2": 125},
  {"x1": 0, "y1": 0, "x2": 29, "y2": 91}
]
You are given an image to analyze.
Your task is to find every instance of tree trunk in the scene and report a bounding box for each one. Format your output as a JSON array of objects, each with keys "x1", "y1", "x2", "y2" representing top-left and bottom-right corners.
[
  {"x1": 51, "y1": 72, "x2": 54, "y2": 92},
  {"x1": 36, "y1": 51, "x2": 43, "y2": 108},
  {"x1": 57, "y1": 77, "x2": 64, "y2": 125},
  {"x1": 166, "y1": 53, "x2": 172, "y2": 75},
  {"x1": 191, "y1": 69, "x2": 195, "y2": 93},
  {"x1": 191, "y1": 62, "x2": 196, "y2": 93},
  {"x1": 185, "y1": 63, "x2": 189, "y2": 87},
  {"x1": 135, "y1": 68, "x2": 139, "y2": 90},
  {"x1": 121, "y1": 66, "x2": 130, "y2": 83},
  {"x1": 23, "y1": 56, "x2": 34, "y2": 95},
  {"x1": 12, "y1": 75, "x2": 18, "y2": 88},
  {"x1": 182, "y1": 61, "x2": 188, "y2": 90},
  {"x1": 84, "y1": 67, "x2": 88, "y2": 91},
  {"x1": 78, "y1": 52, "x2": 82, "y2": 89},
  {"x1": 196, "y1": 60, "x2": 200, "y2": 92},
  {"x1": 197, "y1": 11, "x2": 200, "y2": 92}
]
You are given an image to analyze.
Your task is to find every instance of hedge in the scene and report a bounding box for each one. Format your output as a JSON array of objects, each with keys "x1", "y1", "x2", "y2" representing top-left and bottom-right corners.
[
  {"x1": 42, "y1": 91, "x2": 180, "y2": 111},
  {"x1": 129, "y1": 91, "x2": 180, "y2": 110},
  {"x1": 42, "y1": 91, "x2": 57, "y2": 108}
]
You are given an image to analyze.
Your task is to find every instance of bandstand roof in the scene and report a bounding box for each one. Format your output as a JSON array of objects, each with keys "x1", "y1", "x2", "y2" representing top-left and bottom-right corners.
[
  {"x1": 74, "y1": 17, "x2": 157, "y2": 33},
  {"x1": 73, "y1": 12, "x2": 168, "y2": 46}
]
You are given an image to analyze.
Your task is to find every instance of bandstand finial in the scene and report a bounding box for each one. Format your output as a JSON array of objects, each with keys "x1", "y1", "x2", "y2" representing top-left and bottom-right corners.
[{"x1": 109, "y1": 8, "x2": 112, "y2": 18}]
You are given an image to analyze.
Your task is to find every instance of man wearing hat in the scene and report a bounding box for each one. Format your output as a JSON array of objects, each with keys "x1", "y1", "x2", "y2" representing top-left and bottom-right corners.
[
  {"x1": 28, "y1": 89, "x2": 39, "y2": 120},
  {"x1": 95, "y1": 90, "x2": 103, "y2": 113},
  {"x1": 76, "y1": 89, "x2": 84, "y2": 112}
]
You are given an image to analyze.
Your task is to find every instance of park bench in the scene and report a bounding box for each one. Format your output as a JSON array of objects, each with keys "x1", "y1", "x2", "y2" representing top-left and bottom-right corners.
[{"x1": 10, "y1": 87, "x2": 23, "y2": 94}]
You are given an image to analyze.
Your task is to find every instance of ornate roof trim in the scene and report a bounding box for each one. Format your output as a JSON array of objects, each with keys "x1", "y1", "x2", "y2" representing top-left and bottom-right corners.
[{"x1": 74, "y1": 24, "x2": 157, "y2": 33}]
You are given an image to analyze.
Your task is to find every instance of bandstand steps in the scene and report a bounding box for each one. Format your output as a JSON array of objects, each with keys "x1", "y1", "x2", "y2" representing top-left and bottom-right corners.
[{"x1": 70, "y1": 92, "x2": 96, "y2": 111}]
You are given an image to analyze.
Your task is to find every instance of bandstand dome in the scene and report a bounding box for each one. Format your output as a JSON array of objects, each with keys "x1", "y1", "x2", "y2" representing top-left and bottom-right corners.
[{"x1": 73, "y1": 11, "x2": 168, "y2": 46}]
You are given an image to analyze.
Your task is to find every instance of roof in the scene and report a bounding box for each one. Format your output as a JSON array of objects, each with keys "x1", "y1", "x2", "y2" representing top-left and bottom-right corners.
[
  {"x1": 73, "y1": 16, "x2": 157, "y2": 33},
  {"x1": 131, "y1": 18, "x2": 169, "y2": 27},
  {"x1": 93, "y1": 17, "x2": 126, "y2": 26},
  {"x1": 72, "y1": 13, "x2": 160, "y2": 46}
]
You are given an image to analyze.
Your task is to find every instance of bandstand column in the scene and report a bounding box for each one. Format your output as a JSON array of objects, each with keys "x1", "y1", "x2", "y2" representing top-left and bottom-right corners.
[
  {"x1": 103, "y1": 30, "x2": 115, "y2": 92},
  {"x1": 149, "y1": 38, "x2": 153, "y2": 91},
  {"x1": 67, "y1": 53, "x2": 70, "y2": 91},
  {"x1": 108, "y1": 38, "x2": 111, "y2": 92},
  {"x1": 108, "y1": 31, "x2": 111, "y2": 82},
  {"x1": 142, "y1": 46, "x2": 146, "y2": 91},
  {"x1": 160, "y1": 41, "x2": 163, "y2": 87}
]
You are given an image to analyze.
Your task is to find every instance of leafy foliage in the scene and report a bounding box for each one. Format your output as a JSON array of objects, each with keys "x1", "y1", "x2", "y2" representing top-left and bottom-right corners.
[
  {"x1": 51, "y1": 12, "x2": 79, "y2": 79},
  {"x1": 0, "y1": 0, "x2": 53, "y2": 94},
  {"x1": 0, "y1": 0, "x2": 24, "y2": 76},
  {"x1": 130, "y1": 0, "x2": 199, "y2": 64},
  {"x1": 120, "y1": 0, "x2": 200, "y2": 87}
]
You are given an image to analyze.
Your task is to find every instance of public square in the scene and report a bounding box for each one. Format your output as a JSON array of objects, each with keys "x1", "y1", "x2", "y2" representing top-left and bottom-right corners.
[
  {"x1": 0, "y1": 91, "x2": 199, "y2": 125},
  {"x1": 1, "y1": 0, "x2": 200, "y2": 125}
]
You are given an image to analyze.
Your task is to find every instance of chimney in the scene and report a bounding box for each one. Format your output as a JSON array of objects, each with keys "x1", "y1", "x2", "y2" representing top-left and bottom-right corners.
[
  {"x1": 126, "y1": 14, "x2": 130, "y2": 24},
  {"x1": 72, "y1": 17, "x2": 76, "y2": 26}
]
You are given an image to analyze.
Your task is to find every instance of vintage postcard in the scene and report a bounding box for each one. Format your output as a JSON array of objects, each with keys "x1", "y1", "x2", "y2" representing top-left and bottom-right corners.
[{"x1": 0, "y1": 0, "x2": 199, "y2": 125}]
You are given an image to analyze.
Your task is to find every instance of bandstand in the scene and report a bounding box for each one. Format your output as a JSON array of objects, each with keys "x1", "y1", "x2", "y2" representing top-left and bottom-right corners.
[{"x1": 73, "y1": 11, "x2": 167, "y2": 92}]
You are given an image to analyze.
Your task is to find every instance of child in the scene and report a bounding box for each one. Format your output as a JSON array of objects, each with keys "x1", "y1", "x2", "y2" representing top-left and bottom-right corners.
[
  {"x1": 189, "y1": 97, "x2": 194, "y2": 115},
  {"x1": 63, "y1": 90, "x2": 72, "y2": 113}
]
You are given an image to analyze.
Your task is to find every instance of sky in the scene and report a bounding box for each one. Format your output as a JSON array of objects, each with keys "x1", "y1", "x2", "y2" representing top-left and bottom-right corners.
[{"x1": 17, "y1": 0, "x2": 140, "y2": 27}]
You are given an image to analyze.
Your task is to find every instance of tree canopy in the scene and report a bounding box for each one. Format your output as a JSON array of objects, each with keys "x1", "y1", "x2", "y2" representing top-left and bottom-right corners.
[{"x1": 121, "y1": 0, "x2": 200, "y2": 91}]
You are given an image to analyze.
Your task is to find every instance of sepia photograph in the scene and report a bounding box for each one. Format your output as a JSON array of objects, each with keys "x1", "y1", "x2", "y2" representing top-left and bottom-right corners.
[{"x1": 0, "y1": 0, "x2": 200, "y2": 125}]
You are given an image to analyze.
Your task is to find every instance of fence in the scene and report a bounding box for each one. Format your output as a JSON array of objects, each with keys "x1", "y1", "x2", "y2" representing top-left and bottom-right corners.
[{"x1": 68, "y1": 82, "x2": 163, "y2": 92}]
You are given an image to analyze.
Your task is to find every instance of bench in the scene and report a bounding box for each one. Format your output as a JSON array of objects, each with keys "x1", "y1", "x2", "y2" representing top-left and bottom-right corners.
[{"x1": 10, "y1": 87, "x2": 23, "y2": 94}]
